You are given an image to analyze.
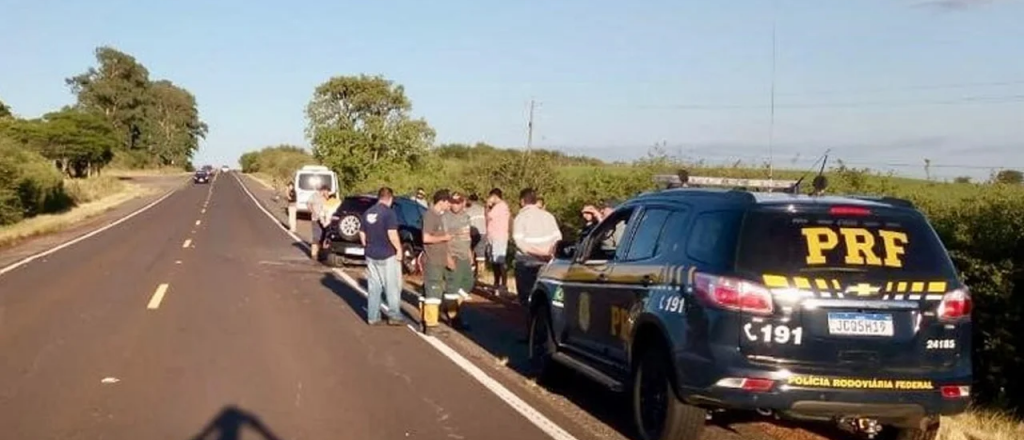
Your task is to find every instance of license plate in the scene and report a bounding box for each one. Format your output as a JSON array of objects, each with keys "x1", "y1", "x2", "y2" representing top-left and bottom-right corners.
[
  {"x1": 827, "y1": 312, "x2": 894, "y2": 336},
  {"x1": 344, "y1": 247, "x2": 365, "y2": 256}
]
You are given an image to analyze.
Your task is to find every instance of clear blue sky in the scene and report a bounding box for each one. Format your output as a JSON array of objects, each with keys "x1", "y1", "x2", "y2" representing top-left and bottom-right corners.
[{"x1": 2, "y1": 0, "x2": 1022, "y2": 180}]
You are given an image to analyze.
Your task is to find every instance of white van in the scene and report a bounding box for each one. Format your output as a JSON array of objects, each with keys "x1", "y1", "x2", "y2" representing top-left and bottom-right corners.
[{"x1": 293, "y1": 165, "x2": 339, "y2": 214}]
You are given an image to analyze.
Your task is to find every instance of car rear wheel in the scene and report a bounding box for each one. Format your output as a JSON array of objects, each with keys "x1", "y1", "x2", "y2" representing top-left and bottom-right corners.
[
  {"x1": 337, "y1": 215, "x2": 360, "y2": 241},
  {"x1": 632, "y1": 347, "x2": 705, "y2": 440}
]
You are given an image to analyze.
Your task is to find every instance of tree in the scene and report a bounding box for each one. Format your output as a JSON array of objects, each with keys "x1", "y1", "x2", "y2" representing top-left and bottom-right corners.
[
  {"x1": 66, "y1": 47, "x2": 207, "y2": 169},
  {"x1": 2, "y1": 108, "x2": 117, "y2": 177},
  {"x1": 0, "y1": 98, "x2": 11, "y2": 118},
  {"x1": 994, "y1": 170, "x2": 1023, "y2": 185},
  {"x1": 305, "y1": 74, "x2": 435, "y2": 190},
  {"x1": 66, "y1": 47, "x2": 153, "y2": 151},
  {"x1": 144, "y1": 80, "x2": 208, "y2": 166}
]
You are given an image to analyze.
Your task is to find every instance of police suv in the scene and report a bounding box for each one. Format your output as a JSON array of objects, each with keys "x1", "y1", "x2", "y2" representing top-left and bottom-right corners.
[{"x1": 528, "y1": 175, "x2": 971, "y2": 440}]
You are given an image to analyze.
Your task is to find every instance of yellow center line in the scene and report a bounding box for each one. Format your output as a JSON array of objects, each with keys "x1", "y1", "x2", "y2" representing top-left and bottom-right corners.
[
  {"x1": 195, "y1": 220, "x2": 201, "y2": 226},
  {"x1": 147, "y1": 283, "x2": 170, "y2": 310},
  {"x1": 182, "y1": 239, "x2": 192, "y2": 248}
]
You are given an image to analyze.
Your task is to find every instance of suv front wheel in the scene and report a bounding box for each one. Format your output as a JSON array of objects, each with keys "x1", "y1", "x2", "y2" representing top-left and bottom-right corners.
[{"x1": 632, "y1": 347, "x2": 705, "y2": 440}]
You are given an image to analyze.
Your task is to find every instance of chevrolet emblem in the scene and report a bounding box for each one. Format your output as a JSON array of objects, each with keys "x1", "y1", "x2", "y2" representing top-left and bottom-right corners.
[{"x1": 846, "y1": 283, "x2": 881, "y2": 297}]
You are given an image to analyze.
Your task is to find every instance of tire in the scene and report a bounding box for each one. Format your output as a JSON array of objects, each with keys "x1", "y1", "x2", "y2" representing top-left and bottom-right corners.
[
  {"x1": 337, "y1": 214, "x2": 361, "y2": 241},
  {"x1": 401, "y1": 243, "x2": 420, "y2": 275},
  {"x1": 632, "y1": 347, "x2": 706, "y2": 440},
  {"x1": 325, "y1": 253, "x2": 345, "y2": 268},
  {"x1": 528, "y1": 304, "x2": 560, "y2": 382}
]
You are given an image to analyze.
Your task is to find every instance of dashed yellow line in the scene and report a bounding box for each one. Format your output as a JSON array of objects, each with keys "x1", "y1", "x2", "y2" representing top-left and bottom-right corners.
[
  {"x1": 182, "y1": 239, "x2": 192, "y2": 248},
  {"x1": 147, "y1": 283, "x2": 170, "y2": 310},
  {"x1": 195, "y1": 220, "x2": 201, "y2": 226}
]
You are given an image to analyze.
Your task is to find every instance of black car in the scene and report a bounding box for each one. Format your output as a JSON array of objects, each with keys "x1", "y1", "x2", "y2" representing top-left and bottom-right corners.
[
  {"x1": 323, "y1": 195, "x2": 426, "y2": 273},
  {"x1": 193, "y1": 170, "x2": 210, "y2": 184},
  {"x1": 527, "y1": 177, "x2": 971, "y2": 440}
]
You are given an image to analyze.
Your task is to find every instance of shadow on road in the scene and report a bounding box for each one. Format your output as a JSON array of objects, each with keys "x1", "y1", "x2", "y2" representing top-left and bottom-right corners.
[{"x1": 188, "y1": 405, "x2": 283, "y2": 440}]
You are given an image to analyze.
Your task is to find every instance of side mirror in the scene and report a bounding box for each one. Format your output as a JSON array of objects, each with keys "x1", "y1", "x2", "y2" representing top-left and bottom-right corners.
[{"x1": 555, "y1": 240, "x2": 576, "y2": 260}]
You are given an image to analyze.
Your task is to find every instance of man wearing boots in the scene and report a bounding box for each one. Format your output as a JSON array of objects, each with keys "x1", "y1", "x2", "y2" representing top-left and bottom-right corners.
[
  {"x1": 442, "y1": 192, "x2": 474, "y2": 330},
  {"x1": 420, "y1": 189, "x2": 453, "y2": 335}
]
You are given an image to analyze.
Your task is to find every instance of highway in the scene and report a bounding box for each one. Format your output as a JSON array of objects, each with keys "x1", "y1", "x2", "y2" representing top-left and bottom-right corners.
[{"x1": 0, "y1": 173, "x2": 838, "y2": 440}]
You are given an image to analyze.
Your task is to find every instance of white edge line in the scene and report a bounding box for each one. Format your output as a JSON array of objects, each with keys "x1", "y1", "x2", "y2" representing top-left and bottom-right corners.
[
  {"x1": 333, "y1": 264, "x2": 577, "y2": 440},
  {"x1": 233, "y1": 172, "x2": 577, "y2": 440},
  {"x1": 0, "y1": 185, "x2": 181, "y2": 277}
]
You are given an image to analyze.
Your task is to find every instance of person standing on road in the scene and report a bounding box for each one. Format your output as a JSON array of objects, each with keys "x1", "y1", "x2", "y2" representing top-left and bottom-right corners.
[
  {"x1": 359, "y1": 187, "x2": 407, "y2": 327},
  {"x1": 420, "y1": 189, "x2": 453, "y2": 335},
  {"x1": 442, "y1": 192, "x2": 474, "y2": 330},
  {"x1": 465, "y1": 193, "x2": 487, "y2": 278},
  {"x1": 485, "y1": 188, "x2": 511, "y2": 296},
  {"x1": 512, "y1": 188, "x2": 562, "y2": 306},
  {"x1": 308, "y1": 184, "x2": 330, "y2": 262}
]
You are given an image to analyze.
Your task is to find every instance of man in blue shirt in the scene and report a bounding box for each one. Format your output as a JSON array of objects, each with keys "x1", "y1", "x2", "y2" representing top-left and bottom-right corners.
[{"x1": 359, "y1": 187, "x2": 406, "y2": 326}]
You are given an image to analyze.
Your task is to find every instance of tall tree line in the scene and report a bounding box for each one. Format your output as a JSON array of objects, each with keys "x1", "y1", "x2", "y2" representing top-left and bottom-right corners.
[{"x1": 1, "y1": 46, "x2": 207, "y2": 177}]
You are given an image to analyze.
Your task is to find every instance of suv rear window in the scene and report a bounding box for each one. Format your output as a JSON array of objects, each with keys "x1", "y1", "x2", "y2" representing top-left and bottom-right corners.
[
  {"x1": 297, "y1": 173, "x2": 333, "y2": 191},
  {"x1": 339, "y1": 196, "x2": 376, "y2": 213},
  {"x1": 735, "y1": 206, "x2": 956, "y2": 280}
]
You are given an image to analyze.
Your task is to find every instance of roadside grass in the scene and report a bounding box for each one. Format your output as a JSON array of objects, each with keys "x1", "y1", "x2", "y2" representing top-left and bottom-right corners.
[
  {"x1": 941, "y1": 410, "x2": 1024, "y2": 440},
  {"x1": 105, "y1": 167, "x2": 190, "y2": 178},
  {"x1": 0, "y1": 176, "x2": 152, "y2": 248},
  {"x1": 248, "y1": 172, "x2": 279, "y2": 191}
]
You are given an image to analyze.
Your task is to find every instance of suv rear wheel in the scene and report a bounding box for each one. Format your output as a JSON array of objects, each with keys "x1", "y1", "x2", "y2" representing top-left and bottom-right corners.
[
  {"x1": 632, "y1": 347, "x2": 705, "y2": 440},
  {"x1": 337, "y1": 214, "x2": 361, "y2": 241}
]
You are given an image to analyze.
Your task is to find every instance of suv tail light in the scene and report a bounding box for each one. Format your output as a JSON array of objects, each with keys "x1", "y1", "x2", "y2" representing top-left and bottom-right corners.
[
  {"x1": 694, "y1": 273, "x2": 774, "y2": 316},
  {"x1": 937, "y1": 288, "x2": 972, "y2": 322}
]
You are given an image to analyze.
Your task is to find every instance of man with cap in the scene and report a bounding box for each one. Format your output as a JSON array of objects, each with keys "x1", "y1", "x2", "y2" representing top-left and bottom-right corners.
[
  {"x1": 598, "y1": 199, "x2": 625, "y2": 252},
  {"x1": 442, "y1": 192, "x2": 474, "y2": 330},
  {"x1": 420, "y1": 189, "x2": 453, "y2": 335}
]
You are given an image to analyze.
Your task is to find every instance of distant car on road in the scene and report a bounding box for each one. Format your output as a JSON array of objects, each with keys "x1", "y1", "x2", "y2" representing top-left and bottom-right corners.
[
  {"x1": 293, "y1": 165, "x2": 338, "y2": 215},
  {"x1": 323, "y1": 194, "x2": 425, "y2": 274},
  {"x1": 221, "y1": 165, "x2": 230, "y2": 173},
  {"x1": 193, "y1": 170, "x2": 210, "y2": 184}
]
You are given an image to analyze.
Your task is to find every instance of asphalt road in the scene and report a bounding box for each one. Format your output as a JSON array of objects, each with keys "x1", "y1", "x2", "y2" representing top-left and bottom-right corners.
[{"x1": 0, "y1": 173, "x2": 559, "y2": 440}]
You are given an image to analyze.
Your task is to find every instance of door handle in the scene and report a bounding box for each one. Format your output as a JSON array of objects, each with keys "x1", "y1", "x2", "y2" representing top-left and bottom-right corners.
[
  {"x1": 641, "y1": 274, "x2": 653, "y2": 287},
  {"x1": 597, "y1": 273, "x2": 608, "y2": 282}
]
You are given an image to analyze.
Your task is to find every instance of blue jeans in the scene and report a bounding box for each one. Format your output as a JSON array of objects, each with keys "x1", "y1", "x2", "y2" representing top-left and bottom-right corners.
[{"x1": 366, "y1": 256, "x2": 403, "y2": 323}]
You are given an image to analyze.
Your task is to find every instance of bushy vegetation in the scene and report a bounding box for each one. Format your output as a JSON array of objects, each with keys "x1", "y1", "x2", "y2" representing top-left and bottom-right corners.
[
  {"x1": 239, "y1": 145, "x2": 314, "y2": 186},
  {"x1": 0, "y1": 46, "x2": 204, "y2": 228},
  {"x1": 239, "y1": 74, "x2": 1024, "y2": 418}
]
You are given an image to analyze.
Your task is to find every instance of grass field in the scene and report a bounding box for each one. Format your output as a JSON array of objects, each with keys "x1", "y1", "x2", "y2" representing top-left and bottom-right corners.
[{"x1": 0, "y1": 175, "x2": 152, "y2": 248}]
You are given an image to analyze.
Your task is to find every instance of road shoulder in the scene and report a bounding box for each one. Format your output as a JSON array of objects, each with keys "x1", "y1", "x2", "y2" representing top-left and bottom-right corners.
[{"x1": 0, "y1": 174, "x2": 187, "y2": 270}]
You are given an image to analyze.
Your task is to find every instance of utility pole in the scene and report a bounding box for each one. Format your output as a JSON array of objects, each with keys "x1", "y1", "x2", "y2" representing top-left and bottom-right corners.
[
  {"x1": 767, "y1": 0, "x2": 777, "y2": 181},
  {"x1": 527, "y1": 99, "x2": 536, "y2": 150}
]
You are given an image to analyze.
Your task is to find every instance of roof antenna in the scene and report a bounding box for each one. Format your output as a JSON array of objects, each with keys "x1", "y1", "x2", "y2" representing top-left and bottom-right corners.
[
  {"x1": 791, "y1": 149, "x2": 830, "y2": 194},
  {"x1": 767, "y1": 0, "x2": 778, "y2": 182}
]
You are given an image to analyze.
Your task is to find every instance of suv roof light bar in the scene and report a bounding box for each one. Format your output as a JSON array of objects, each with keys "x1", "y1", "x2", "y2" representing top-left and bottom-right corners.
[{"x1": 654, "y1": 174, "x2": 798, "y2": 192}]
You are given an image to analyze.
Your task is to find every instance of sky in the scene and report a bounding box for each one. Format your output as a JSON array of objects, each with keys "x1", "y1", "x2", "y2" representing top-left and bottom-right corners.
[{"x1": 1, "y1": 0, "x2": 1022, "y2": 180}]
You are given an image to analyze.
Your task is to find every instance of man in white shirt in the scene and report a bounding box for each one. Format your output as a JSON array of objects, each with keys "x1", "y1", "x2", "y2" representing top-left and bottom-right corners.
[{"x1": 511, "y1": 188, "x2": 561, "y2": 306}]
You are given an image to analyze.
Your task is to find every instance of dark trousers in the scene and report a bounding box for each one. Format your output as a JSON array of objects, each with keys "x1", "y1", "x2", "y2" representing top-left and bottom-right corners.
[{"x1": 514, "y1": 263, "x2": 541, "y2": 306}]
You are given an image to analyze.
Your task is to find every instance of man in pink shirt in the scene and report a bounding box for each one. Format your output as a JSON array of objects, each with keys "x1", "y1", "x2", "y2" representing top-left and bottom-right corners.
[{"x1": 485, "y1": 187, "x2": 511, "y2": 295}]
